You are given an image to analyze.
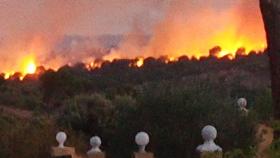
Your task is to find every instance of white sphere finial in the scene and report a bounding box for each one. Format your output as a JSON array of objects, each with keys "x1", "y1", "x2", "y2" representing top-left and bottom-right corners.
[
  {"x1": 87, "y1": 136, "x2": 102, "y2": 155},
  {"x1": 237, "y1": 98, "x2": 249, "y2": 113},
  {"x1": 135, "y1": 131, "x2": 149, "y2": 153},
  {"x1": 202, "y1": 125, "x2": 217, "y2": 141},
  {"x1": 56, "y1": 131, "x2": 67, "y2": 148},
  {"x1": 237, "y1": 98, "x2": 247, "y2": 108},
  {"x1": 196, "y1": 125, "x2": 222, "y2": 152}
]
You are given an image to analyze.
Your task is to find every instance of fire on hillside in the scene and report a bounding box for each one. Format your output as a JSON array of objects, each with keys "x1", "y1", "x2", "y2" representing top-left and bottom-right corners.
[
  {"x1": 0, "y1": 0, "x2": 267, "y2": 80},
  {"x1": 1, "y1": 46, "x2": 265, "y2": 81}
]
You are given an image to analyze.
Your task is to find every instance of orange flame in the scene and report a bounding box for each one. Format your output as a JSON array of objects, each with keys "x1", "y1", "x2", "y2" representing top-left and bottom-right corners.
[
  {"x1": 0, "y1": 1, "x2": 267, "y2": 79},
  {"x1": 86, "y1": 61, "x2": 103, "y2": 70},
  {"x1": 135, "y1": 57, "x2": 144, "y2": 67},
  {"x1": 3, "y1": 55, "x2": 37, "y2": 80},
  {"x1": 23, "y1": 60, "x2": 36, "y2": 75}
]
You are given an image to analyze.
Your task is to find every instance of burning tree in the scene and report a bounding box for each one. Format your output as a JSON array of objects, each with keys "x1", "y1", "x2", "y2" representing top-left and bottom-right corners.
[{"x1": 260, "y1": 0, "x2": 280, "y2": 119}]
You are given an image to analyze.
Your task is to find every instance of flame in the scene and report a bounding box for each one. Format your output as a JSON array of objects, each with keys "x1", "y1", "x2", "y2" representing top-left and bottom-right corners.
[
  {"x1": 140, "y1": 0, "x2": 267, "y2": 60},
  {"x1": 0, "y1": 0, "x2": 268, "y2": 79},
  {"x1": 135, "y1": 57, "x2": 144, "y2": 67},
  {"x1": 128, "y1": 57, "x2": 144, "y2": 68},
  {"x1": 164, "y1": 56, "x2": 178, "y2": 63},
  {"x1": 86, "y1": 61, "x2": 102, "y2": 70},
  {"x1": 3, "y1": 55, "x2": 37, "y2": 80},
  {"x1": 210, "y1": 27, "x2": 266, "y2": 59},
  {"x1": 24, "y1": 60, "x2": 36, "y2": 74},
  {"x1": 4, "y1": 72, "x2": 13, "y2": 79},
  {"x1": 20, "y1": 55, "x2": 37, "y2": 76}
]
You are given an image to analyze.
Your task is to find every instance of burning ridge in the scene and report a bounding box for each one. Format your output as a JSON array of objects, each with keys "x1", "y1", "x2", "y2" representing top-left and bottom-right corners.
[{"x1": 0, "y1": 46, "x2": 265, "y2": 81}]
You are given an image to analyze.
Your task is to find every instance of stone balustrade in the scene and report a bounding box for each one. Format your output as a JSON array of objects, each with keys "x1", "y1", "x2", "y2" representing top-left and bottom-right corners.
[
  {"x1": 51, "y1": 97, "x2": 253, "y2": 158},
  {"x1": 50, "y1": 128, "x2": 222, "y2": 158},
  {"x1": 50, "y1": 131, "x2": 156, "y2": 158}
]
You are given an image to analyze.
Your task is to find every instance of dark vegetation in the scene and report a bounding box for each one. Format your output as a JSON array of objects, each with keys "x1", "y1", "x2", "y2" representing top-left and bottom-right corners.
[
  {"x1": 260, "y1": 1, "x2": 280, "y2": 157},
  {"x1": 0, "y1": 52, "x2": 273, "y2": 158},
  {"x1": 260, "y1": 0, "x2": 280, "y2": 120}
]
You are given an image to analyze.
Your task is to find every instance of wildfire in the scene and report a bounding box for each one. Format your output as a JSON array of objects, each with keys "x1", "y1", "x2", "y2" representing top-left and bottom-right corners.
[
  {"x1": 85, "y1": 61, "x2": 103, "y2": 70},
  {"x1": 24, "y1": 60, "x2": 36, "y2": 74},
  {"x1": 164, "y1": 56, "x2": 178, "y2": 63},
  {"x1": 0, "y1": 46, "x2": 266, "y2": 81},
  {"x1": 4, "y1": 72, "x2": 13, "y2": 80},
  {"x1": 0, "y1": 0, "x2": 268, "y2": 81},
  {"x1": 0, "y1": 1, "x2": 267, "y2": 79},
  {"x1": 210, "y1": 29, "x2": 266, "y2": 59},
  {"x1": 135, "y1": 58, "x2": 144, "y2": 67},
  {"x1": 2, "y1": 56, "x2": 37, "y2": 80}
]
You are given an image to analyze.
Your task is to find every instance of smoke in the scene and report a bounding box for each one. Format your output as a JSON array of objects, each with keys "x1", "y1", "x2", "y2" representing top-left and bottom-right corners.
[
  {"x1": 0, "y1": 0, "x2": 266, "y2": 73},
  {"x1": 103, "y1": 19, "x2": 151, "y2": 61},
  {"x1": 108, "y1": 0, "x2": 266, "y2": 59},
  {"x1": 0, "y1": 0, "x2": 94, "y2": 72},
  {"x1": 0, "y1": 0, "x2": 167, "y2": 73},
  {"x1": 143, "y1": 0, "x2": 266, "y2": 58}
]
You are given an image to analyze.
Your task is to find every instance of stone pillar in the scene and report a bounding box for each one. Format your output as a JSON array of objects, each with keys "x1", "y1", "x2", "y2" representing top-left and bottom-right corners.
[
  {"x1": 51, "y1": 131, "x2": 80, "y2": 158},
  {"x1": 133, "y1": 132, "x2": 154, "y2": 158},
  {"x1": 196, "y1": 125, "x2": 222, "y2": 158},
  {"x1": 199, "y1": 152, "x2": 222, "y2": 158},
  {"x1": 87, "y1": 136, "x2": 106, "y2": 158}
]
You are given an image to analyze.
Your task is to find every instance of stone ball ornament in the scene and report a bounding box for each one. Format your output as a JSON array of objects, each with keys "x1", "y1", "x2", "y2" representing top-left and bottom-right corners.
[
  {"x1": 135, "y1": 131, "x2": 150, "y2": 153},
  {"x1": 237, "y1": 98, "x2": 247, "y2": 108},
  {"x1": 202, "y1": 125, "x2": 217, "y2": 141},
  {"x1": 56, "y1": 131, "x2": 67, "y2": 148},
  {"x1": 87, "y1": 136, "x2": 102, "y2": 155},
  {"x1": 196, "y1": 125, "x2": 222, "y2": 152},
  {"x1": 237, "y1": 98, "x2": 249, "y2": 113}
]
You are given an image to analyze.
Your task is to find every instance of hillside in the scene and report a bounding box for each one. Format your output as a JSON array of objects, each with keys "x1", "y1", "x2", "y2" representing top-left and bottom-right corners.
[{"x1": 0, "y1": 52, "x2": 273, "y2": 158}]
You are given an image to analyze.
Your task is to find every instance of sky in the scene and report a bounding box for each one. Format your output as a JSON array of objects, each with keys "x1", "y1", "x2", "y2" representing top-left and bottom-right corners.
[
  {"x1": 0, "y1": 0, "x2": 168, "y2": 36},
  {"x1": 0, "y1": 0, "x2": 260, "y2": 36}
]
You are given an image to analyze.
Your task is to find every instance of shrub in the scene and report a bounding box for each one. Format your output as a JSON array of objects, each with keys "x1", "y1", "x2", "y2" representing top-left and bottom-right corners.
[
  {"x1": 267, "y1": 138, "x2": 280, "y2": 158},
  {"x1": 59, "y1": 93, "x2": 113, "y2": 135},
  {"x1": 110, "y1": 80, "x2": 258, "y2": 158}
]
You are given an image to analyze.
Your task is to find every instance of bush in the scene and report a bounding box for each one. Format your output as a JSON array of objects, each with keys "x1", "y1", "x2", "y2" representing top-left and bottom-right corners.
[
  {"x1": 254, "y1": 89, "x2": 273, "y2": 121},
  {"x1": 109, "y1": 80, "x2": 258, "y2": 158},
  {"x1": 267, "y1": 138, "x2": 280, "y2": 158},
  {"x1": 59, "y1": 93, "x2": 113, "y2": 135},
  {"x1": 0, "y1": 115, "x2": 54, "y2": 158},
  {"x1": 224, "y1": 147, "x2": 256, "y2": 158}
]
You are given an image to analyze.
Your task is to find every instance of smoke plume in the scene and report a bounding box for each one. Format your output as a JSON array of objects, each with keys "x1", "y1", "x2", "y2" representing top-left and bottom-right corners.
[
  {"x1": 108, "y1": 0, "x2": 266, "y2": 59},
  {"x1": 0, "y1": 0, "x2": 266, "y2": 74}
]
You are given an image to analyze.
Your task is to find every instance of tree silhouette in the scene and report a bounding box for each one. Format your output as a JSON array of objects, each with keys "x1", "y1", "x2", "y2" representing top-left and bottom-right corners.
[{"x1": 260, "y1": 0, "x2": 280, "y2": 119}]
